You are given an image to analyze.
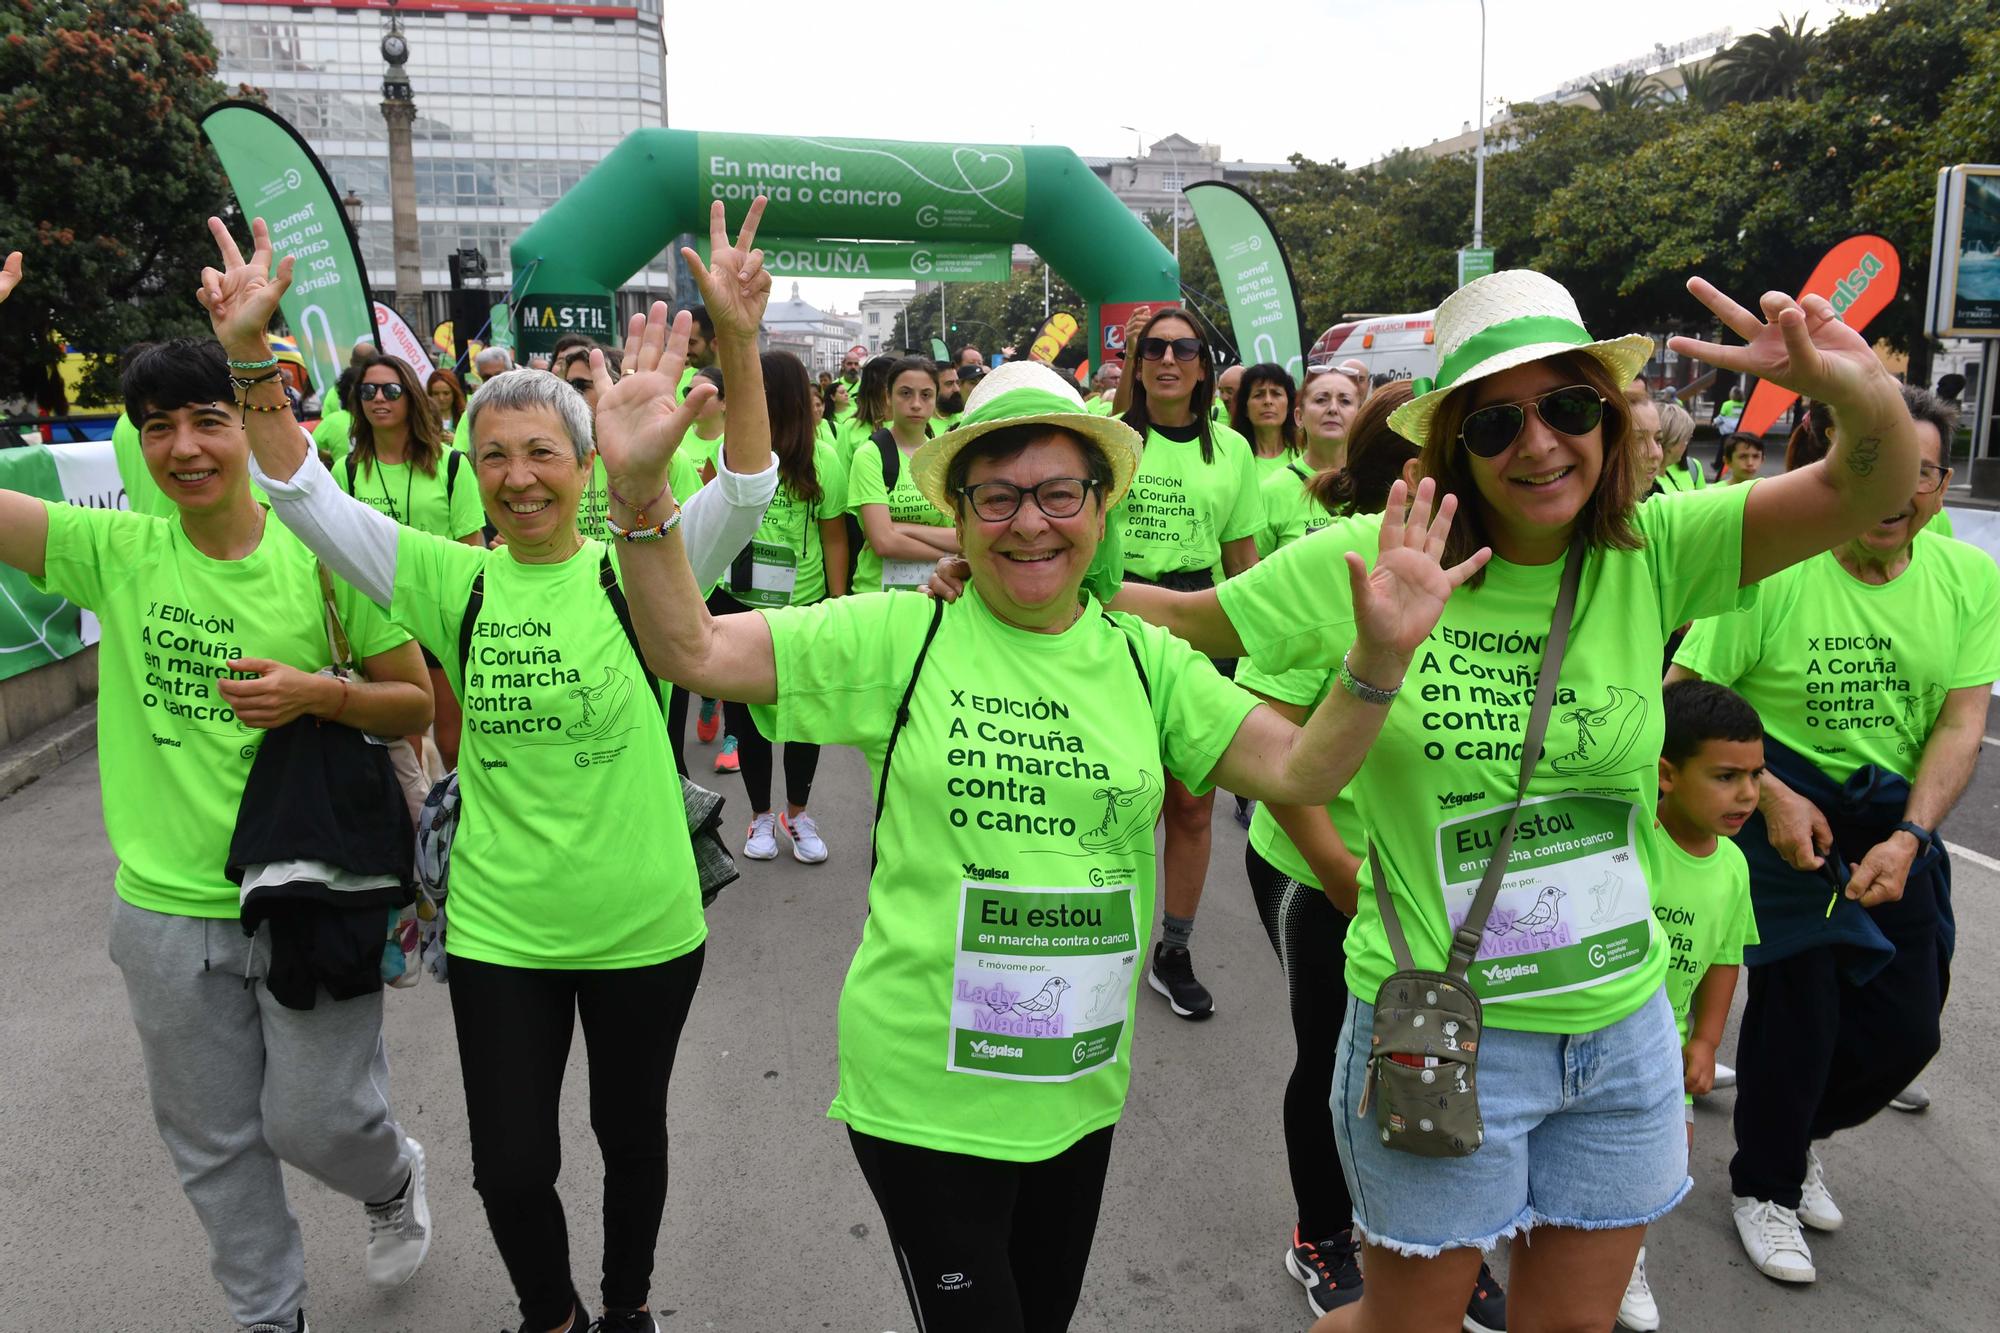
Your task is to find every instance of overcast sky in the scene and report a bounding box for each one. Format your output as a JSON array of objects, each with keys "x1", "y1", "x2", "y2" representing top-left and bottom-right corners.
[{"x1": 668, "y1": 0, "x2": 1856, "y2": 318}]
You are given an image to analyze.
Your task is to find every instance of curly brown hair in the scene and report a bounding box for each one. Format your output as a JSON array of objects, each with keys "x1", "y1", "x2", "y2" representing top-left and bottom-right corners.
[{"x1": 1418, "y1": 351, "x2": 1640, "y2": 586}]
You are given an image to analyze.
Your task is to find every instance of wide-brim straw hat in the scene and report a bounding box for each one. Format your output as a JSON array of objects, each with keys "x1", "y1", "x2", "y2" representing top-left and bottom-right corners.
[
  {"x1": 910, "y1": 362, "x2": 1141, "y2": 515},
  {"x1": 1389, "y1": 269, "x2": 1655, "y2": 447}
]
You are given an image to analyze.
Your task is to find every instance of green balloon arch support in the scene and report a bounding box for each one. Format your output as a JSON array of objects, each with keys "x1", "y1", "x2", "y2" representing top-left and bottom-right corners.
[{"x1": 509, "y1": 130, "x2": 1180, "y2": 366}]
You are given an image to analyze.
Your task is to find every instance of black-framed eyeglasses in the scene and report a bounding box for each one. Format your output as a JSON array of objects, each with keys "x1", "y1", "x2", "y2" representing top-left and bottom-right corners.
[
  {"x1": 355, "y1": 382, "x2": 404, "y2": 402},
  {"x1": 1459, "y1": 384, "x2": 1604, "y2": 458},
  {"x1": 957, "y1": 476, "x2": 1101, "y2": 522},
  {"x1": 1139, "y1": 336, "x2": 1202, "y2": 363},
  {"x1": 566, "y1": 377, "x2": 594, "y2": 395},
  {"x1": 1915, "y1": 462, "x2": 1950, "y2": 495}
]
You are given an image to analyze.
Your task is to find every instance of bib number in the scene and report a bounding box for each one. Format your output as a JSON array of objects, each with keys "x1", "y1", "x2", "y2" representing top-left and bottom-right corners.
[
  {"x1": 735, "y1": 540, "x2": 798, "y2": 609},
  {"x1": 1433, "y1": 793, "x2": 1652, "y2": 1002},
  {"x1": 881, "y1": 557, "x2": 935, "y2": 591},
  {"x1": 949, "y1": 882, "x2": 1138, "y2": 1082}
]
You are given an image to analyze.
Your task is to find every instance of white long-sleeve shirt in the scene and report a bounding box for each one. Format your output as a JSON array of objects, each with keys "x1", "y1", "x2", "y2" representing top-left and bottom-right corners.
[{"x1": 250, "y1": 446, "x2": 778, "y2": 605}]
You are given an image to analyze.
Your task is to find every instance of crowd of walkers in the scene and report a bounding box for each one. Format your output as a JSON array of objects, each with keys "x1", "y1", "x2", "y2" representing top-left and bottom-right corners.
[{"x1": 0, "y1": 191, "x2": 1991, "y2": 1333}]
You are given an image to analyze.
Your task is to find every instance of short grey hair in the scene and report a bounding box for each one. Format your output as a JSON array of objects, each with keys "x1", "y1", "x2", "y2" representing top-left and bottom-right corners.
[
  {"x1": 465, "y1": 368, "x2": 594, "y2": 464},
  {"x1": 473, "y1": 345, "x2": 513, "y2": 373}
]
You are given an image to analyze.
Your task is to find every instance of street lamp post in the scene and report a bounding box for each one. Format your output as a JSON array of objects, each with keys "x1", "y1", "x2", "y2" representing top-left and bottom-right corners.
[
  {"x1": 1473, "y1": 0, "x2": 1487, "y2": 251},
  {"x1": 1120, "y1": 124, "x2": 1181, "y2": 263}
]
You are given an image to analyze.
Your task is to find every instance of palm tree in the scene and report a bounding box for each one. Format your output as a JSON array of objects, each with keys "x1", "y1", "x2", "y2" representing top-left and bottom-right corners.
[
  {"x1": 1587, "y1": 72, "x2": 1666, "y2": 115},
  {"x1": 1373, "y1": 147, "x2": 1432, "y2": 183},
  {"x1": 1673, "y1": 61, "x2": 1728, "y2": 113},
  {"x1": 1712, "y1": 15, "x2": 1820, "y2": 103}
]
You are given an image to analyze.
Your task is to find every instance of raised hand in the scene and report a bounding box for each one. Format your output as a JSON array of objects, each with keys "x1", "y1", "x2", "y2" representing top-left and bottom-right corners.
[
  {"x1": 1346, "y1": 478, "x2": 1489, "y2": 669},
  {"x1": 0, "y1": 251, "x2": 21, "y2": 305},
  {"x1": 680, "y1": 196, "x2": 770, "y2": 340},
  {"x1": 1667, "y1": 279, "x2": 1894, "y2": 412},
  {"x1": 197, "y1": 216, "x2": 293, "y2": 354},
  {"x1": 591, "y1": 302, "x2": 713, "y2": 489}
]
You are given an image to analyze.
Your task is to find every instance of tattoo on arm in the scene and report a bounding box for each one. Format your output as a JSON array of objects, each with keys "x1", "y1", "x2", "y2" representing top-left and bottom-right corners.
[{"x1": 1846, "y1": 435, "x2": 1880, "y2": 477}]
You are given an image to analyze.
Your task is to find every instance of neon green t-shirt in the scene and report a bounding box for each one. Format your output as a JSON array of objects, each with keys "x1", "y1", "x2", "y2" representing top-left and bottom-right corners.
[
  {"x1": 1237, "y1": 656, "x2": 1366, "y2": 891},
  {"x1": 1930, "y1": 506, "x2": 1955, "y2": 539},
  {"x1": 1251, "y1": 449, "x2": 1296, "y2": 477},
  {"x1": 453, "y1": 412, "x2": 471, "y2": 454},
  {"x1": 112, "y1": 413, "x2": 176, "y2": 519},
  {"x1": 312, "y1": 409, "x2": 353, "y2": 463},
  {"x1": 847, "y1": 433, "x2": 954, "y2": 593},
  {"x1": 835, "y1": 414, "x2": 878, "y2": 462},
  {"x1": 334, "y1": 450, "x2": 485, "y2": 541},
  {"x1": 32, "y1": 503, "x2": 408, "y2": 917},
  {"x1": 390, "y1": 532, "x2": 706, "y2": 969},
  {"x1": 1673, "y1": 531, "x2": 2000, "y2": 783},
  {"x1": 722, "y1": 440, "x2": 848, "y2": 608},
  {"x1": 682, "y1": 429, "x2": 725, "y2": 481},
  {"x1": 1085, "y1": 395, "x2": 1116, "y2": 417},
  {"x1": 1656, "y1": 456, "x2": 1707, "y2": 493},
  {"x1": 1256, "y1": 460, "x2": 1337, "y2": 558},
  {"x1": 1217, "y1": 483, "x2": 1757, "y2": 1034},
  {"x1": 752, "y1": 586, "x2": 1258, "y2": 1160},
  {"x1": 1117, "y1": 422, "x2": 1264, "y2": 580},
  {"x1": 934, "y1": 411, "x2": 962, "y2": 434},
  {"x1": 1651, "y1": 830, "x2": 1756, "y2": 1049}
]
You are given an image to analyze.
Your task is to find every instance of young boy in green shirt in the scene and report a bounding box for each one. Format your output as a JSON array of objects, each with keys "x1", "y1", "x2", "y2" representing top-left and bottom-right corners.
[{"x1": 1620, "y1": 679, "x2": 1764, "y2": 1331}]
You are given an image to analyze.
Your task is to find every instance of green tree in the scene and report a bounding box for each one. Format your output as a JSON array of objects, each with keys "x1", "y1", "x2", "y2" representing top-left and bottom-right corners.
[
  {"x1": 1712, "y1": 14, "x2": 1821, "y2": 104},
  {"x1": 900, "y1": 265, "x2": 1086, "y2": 365},
  {"x1": 1674, "y1": 62, "x2": 1729, "y2": 114},
  {"x1": 0, "y1": 0, "x2": 244, "y2": 411},
  {"x1": 1587, "y1": 72, "x2": 1667, "y2": 115}
]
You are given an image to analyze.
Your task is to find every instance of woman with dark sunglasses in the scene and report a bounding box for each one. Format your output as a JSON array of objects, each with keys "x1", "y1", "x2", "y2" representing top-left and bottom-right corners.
[
  {"x1": 1106, "y1": 268, "x2": 1923, "y2": 1333},
  {"x1": 337, "y1": 352, "x2": 485, "y2": 768},
  {"x1": 1116, "y1": 307, "x2": 1265, "y2": 1022}
]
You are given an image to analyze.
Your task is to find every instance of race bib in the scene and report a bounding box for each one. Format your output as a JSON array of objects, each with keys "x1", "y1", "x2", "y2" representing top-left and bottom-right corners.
[
  {"x1": 949, "y1": 881, "x2": 1138, "y2": 1082},
  {"x1": 882, "y1": 557, "x2": 935, "y2": 591},
  {"x1": 734, "y1": 540, "x2": 797, "y2": 609},
  {"x1": 1433, "y1": 793, "x2": 1652, "y2": 1002}
]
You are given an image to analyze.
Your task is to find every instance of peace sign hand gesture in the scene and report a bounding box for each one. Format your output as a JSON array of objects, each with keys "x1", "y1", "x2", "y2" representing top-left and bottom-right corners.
[
  {"x1": 1667, "y1": 278, "x2": 1897, "y2": 414},
  {"x1": 197, "y1": 216, "x2": 293, "y2": 356},
  {"x1": 1346, "y1": 478, "x2": 1490, "y2": 677},
  {"x1": 679, "y1": 197, "x2": 770, "y2": 341}
]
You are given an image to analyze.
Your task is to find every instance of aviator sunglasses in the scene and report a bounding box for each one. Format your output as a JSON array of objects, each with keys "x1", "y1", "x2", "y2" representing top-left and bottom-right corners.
[
  {"x1": 1458, "y1": 384, "x2": 1605, "y2": 457},
  {"x1": 355, "y1": 382, "x2": 405, "y2": 402},
  {"x1": 1139, "y1": 336, "x2": 1202, "y2": 362}
]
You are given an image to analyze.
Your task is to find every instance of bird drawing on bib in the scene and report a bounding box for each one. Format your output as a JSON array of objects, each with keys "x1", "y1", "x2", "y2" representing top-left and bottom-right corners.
[
  {"x1": 1489, "y1": 886, "x2": 1565, "y2": 944},
  {"x1": 1010, "y1": 977, "x2": 1069, "y2": 1019}
]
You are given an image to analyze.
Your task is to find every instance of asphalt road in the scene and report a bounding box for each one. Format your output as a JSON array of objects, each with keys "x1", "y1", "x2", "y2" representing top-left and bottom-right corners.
[{"x1": 2, "y1": 739, "x2": 1996, "y2": 1332}]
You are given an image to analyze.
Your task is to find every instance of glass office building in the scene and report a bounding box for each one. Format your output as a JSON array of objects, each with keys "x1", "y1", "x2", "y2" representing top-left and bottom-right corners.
[{"x1": 194, "y1": 0, "x2": 672, "y2": 327}]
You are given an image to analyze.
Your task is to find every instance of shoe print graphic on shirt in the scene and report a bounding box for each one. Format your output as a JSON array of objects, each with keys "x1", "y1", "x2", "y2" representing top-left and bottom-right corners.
[
  {"x1": 563, "y1": 665, "x2": 636, "y2": 743},
  {"x1": 1078, "y1": 770, "x2": 1163, "y2": 854},
  {"x1": 1083, "y1": 969, "x2": 1125, "y2": 1023},
  {"x1": 1486, "y1": 885, "x2": 1566, "y2": 945},
  {"x1": 1589, "y1": 871, "x2": 1626, "y2": 924},
  {"x1": 1551, "y1": 686, "x2": 1645, "y2": 776}
]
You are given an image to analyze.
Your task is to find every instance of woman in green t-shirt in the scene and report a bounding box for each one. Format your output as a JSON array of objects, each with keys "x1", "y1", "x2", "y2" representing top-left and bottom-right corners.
[
  {"x1": 604, "y1": 358, "x2": 1484, "y2": 1333},
  {"x1": 1655, "y1": 400, "x2": 1706, "y2": 493},
  {"x1": 427, "y1": 367, "x2": 467, "y2": 438},
  {"x1": 849, "y1": 357, "x2": 960, "y2": 593},
  {"x1": 200, "y1": 204, "x2": 782, "y2": 1333},
  {"x1": 1116, "y1": 308, "x2": 1265, "y2": 1021},
  {"x1": 716, "y1": 351, "x2": 850, "y2": 865},
  {"x1": 337, "y1": 353, "x2": 485, "y2": 769},
  {"x1": 1228, "y1": 362, "x2": 1299, "y2": 478},
  {"x1": 1110, "y1": 268, "x2": 1927, "y2": 1333}
]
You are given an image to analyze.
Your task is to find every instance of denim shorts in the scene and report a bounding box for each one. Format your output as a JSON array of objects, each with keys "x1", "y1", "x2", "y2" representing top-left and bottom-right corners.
[{"x1": 1330, "y1": 985, "x2": 1690, "y2": 1256}]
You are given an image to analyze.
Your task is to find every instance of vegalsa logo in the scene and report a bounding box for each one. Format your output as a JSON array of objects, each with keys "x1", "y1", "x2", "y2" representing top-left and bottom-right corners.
[
  {"x1": 968, "y1": 1039, "x2": 1023, "y2": 1059},
  {"x1": 1830, "y1": 250, "x2": 1888, "y2": 319}
]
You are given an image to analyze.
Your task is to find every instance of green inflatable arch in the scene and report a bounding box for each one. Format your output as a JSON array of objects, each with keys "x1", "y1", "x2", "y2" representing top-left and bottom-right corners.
[{"x1": 510, "y1": 130, "x2": 1178, "y2": 366}]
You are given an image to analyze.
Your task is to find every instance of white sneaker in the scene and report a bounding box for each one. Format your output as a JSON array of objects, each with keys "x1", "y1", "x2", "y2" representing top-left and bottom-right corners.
[
  {"x1": 781, "y1": 811, "x2": 828, "y2": 864},
  {"x1": 743, "y1": 813, "x2": 779, "y2": 860},
  {"x1": 1733, "y1": 1194, "x2": 1816, "y2": 1283},
  {"x1": 245, "y1": 1315, "x2": 309, "y2": 1333},
  {"x1": 1618, "y1": 1245, "x2": 1660, "y2": 1331},
  {"x1": 1799, "y1": 1148, "x2": 1844, "y2": 1231},
  {"x1": 364, "y1": 1137, "x2": 432, "y2": 1287},
  {"x1": 1890, "y1": 1080, "x2": 1931, "y2": 1112},
  {"x1": 1711, "y1": 1061, "x2": 1737, "y2": 1089}
]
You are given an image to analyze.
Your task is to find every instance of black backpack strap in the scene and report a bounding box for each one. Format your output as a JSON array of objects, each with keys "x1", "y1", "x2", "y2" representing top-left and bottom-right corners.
[
  {"x1": 1287, "y1": 460, "x2": 1311, "y2": 483},
  {"x1": 876, "y1": 427, "x2": 899, "y2": 490},
  {"x1": 445, "y1": 448, "x2": 462, "y2": 502},
  {"x1": 457, "y1": 568, "x2": 485, "y2": 682},
  {"x1": 345, "y1": 454, "x2": 359, "y2": 493},
  {"x1": 870, "y1": 595, "x2": 946, "y2": 875},
  {"x1": 598, "y1": 550, "x2": 663, "y2": 706}
]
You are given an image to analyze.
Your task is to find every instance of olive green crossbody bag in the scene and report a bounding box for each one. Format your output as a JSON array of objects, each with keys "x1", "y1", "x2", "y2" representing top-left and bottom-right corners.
[{"x1": 1359, "y1": 538, "x2": 1583, "y2": 1158}]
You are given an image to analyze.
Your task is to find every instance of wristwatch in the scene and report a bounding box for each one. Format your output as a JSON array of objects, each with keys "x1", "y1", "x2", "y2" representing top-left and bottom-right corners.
[{"x1": 1893, "y1": 819, "x2": 1935, "y2": 849}]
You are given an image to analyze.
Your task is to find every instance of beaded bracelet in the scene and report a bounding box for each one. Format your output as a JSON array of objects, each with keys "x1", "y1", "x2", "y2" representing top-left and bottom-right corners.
[
  {"x1": 606, "y1": 507, "x2": 684, "y2": 542},
  {"x1": 1337, "y1": 650, "x2": 1402, "y2": 706},
  {"x1": 227, "y1": 355, "x2": 279, "y2": 371}
]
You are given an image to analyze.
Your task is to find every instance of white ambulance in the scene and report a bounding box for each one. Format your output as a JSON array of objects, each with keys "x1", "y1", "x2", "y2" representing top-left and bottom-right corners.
[{"x1": 1308, "y1": 310, "x2": 1438, "y2": 383}]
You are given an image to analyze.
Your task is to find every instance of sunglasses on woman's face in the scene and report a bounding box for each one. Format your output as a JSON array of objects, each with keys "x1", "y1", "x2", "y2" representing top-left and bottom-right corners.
[
  {"x1": 1458, "y1": 384, "x2": 1605, "y2": 458},
  {"x1": 355, "y1": 382, "x2": 405, "y2": 402},
  {"x1": 1139, "y1": 336, "x2": 1202, "y2": 363}
]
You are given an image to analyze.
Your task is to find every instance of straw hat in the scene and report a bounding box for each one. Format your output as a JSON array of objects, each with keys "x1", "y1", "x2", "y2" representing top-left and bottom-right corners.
[
  {"x1": 910, "y1": 362, "x2": 1141, "y2": 515},
  {"x1": 1388, "y1": 270, "x2": 1655, "y2": 447}
]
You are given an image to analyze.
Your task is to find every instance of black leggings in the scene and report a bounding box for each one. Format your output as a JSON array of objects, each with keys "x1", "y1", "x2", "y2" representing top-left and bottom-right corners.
[
  {"x1": 666, "y1": 684, "x2": 690, "y2": 777},
  {"x1": 1245, "y1": 844, "x2": 1355, "y2": 1240},
  {"x1": 709, "y1": 587, "x2": 820, "y2": 814},
  {"x1": 849, "y1": 1125, "x2": 1115, "y2": 1333},
  {"x1": 449, "y1": 947, "x2": 706, "y2": 1328}
]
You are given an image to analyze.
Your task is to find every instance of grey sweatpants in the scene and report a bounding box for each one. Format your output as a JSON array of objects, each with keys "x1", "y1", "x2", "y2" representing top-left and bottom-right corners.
[{"x1": 109, "y1": 897, "x2": 412, "y2": 1328}]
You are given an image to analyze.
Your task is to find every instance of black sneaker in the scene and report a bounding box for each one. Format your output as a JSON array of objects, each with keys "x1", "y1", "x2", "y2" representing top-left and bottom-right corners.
[
  {"x1": 591, "y1": 1312, "x2": 660, "y2": 1333},
  {"x1": 1147, "y1": 942, "x2": 1214, "y2": 1019},
  {"x1": 1286, "y1": 1225, "x2": 1363, "y2": 1317},
  {"x1": 1463, "y1": 1259, "x2": 1507, "y2": 1332}
]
